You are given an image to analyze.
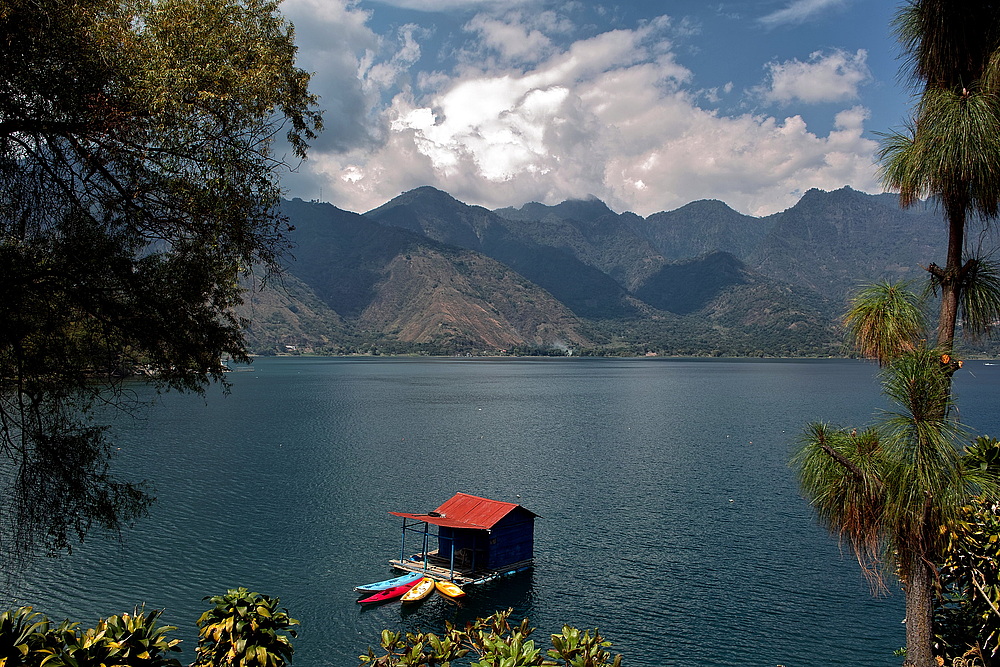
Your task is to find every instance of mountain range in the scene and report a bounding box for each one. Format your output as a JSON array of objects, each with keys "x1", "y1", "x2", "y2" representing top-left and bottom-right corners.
[{"x1": 236, "y1": 185, "x2": 964, "y2": 356}]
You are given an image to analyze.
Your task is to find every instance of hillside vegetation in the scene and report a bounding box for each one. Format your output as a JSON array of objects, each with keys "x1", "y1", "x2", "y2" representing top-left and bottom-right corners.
[{"x1": 238, "y1": 187, "x2": 991, "y2": 357}]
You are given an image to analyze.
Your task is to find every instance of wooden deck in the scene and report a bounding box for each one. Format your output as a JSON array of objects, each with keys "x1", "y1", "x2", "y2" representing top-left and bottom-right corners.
[{"x1": 389, "y1": 553, "x2": 533, "y2": 587}]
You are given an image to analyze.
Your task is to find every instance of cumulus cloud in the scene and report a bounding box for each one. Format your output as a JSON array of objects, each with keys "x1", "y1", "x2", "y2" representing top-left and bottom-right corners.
[
  {"x1": 463, "y1": 10, "x2": 577, "y2": 65},
  {"x1": 760, "y1": 49, "x2": 871, "y2": 105},
  {"x1": 279, "y1": 0, "x2": 383, "y2": 153},
  {"x1": 285, "y1": 2, "x2": 881, "y2": 217},
  {"x1": 605, "y1": 104, "x2": 879, "y2": 217},
  {"x1": 758, "y1": 0, "x2": 849, "y2": 27},
  {"x1": 366, "y1": 0, "x2": 533, "y2": 10}
]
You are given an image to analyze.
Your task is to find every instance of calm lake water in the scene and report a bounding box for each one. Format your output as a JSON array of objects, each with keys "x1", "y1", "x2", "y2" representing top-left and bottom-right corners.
[{"x1": 5, "y1": 357, "x2": 1000, "y2": 666}]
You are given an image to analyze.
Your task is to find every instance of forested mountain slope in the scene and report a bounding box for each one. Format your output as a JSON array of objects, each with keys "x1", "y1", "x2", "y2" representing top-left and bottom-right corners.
[{"x1": 239, "y1": 188, "x2": 973, "y2": 357}]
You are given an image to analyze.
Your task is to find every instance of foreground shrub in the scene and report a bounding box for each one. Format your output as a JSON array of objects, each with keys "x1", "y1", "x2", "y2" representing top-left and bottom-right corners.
[
  {"x1": 193, "y1": 588, "x2": 298, "y2": 667},
  {"x1": 0, "y1": 588, "x2": 296, "y2": 667},
  {"x1": 0, "y1": 605, "x2": 181, "y2": 667},
  {"x1": 359, "y1": 608, "x2": 622, "y2": 667},
  {"x1": 936, "y1": 493, "x2": 1000, "y2": 666}
]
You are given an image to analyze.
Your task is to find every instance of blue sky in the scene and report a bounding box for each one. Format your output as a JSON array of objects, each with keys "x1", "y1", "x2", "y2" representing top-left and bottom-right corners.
[{"x1": 280, "y1": 0, "x2": 910, "y2": 216}]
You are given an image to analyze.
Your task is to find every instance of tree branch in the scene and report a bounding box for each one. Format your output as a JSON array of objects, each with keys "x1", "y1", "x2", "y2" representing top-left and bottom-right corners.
[
  {"x1": 0, "y1": 119, "x2": 92, "y2": 139},
  {"x1": 820, "y1": 443, "x2": 866, "y2": 479},
  {"x1": 971, "y1": 570, "x2": 1000, "y2": 617},
  {"x1": 925, "y1": 262, "x2": 947, "y2": 279},
  {"x1": 819, "y1": 441, "x2": 885, "y2": 494}
]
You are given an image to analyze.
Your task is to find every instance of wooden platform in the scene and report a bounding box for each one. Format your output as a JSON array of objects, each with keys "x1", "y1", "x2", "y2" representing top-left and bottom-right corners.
[{"x1": 389, "y1": 554, "x2": 533, "y2": 587}]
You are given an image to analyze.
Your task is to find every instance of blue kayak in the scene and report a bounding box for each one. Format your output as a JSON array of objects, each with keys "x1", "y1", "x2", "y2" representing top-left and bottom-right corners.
[{"x1": 354, "y1": 571, "x2": 423, "y2": 593}]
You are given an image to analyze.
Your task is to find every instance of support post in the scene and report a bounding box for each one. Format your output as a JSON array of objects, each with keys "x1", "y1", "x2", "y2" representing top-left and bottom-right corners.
[
  {"x1": 449, "y1": 538, "x2": 456, "y2": 579},
  {"x1": 422, "y1": 522, "x2": 429, "y2": 572},
  {"x1": 471, "y1": 532, "x2": 478, "y2": 572},
  {"x1": 399, "y1": 518, "x2": 407, "y2": 563}
]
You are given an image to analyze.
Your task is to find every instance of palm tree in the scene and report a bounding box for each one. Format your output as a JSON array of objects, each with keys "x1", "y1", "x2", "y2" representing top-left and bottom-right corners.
[
  {"x1": 812, "y1": 7, "x2": 1000, "y2": 663},
  {"x1": 878, "y1": 0, "x2": 1000, "y2": 353},
  {"x1": 797, "y1": 281, "x2": 1000, "y2": 667},
  {"x1": 795, "y1": 349, "x2": 1000, "y2": 667},
  {"x1": 843, "y1": 281, "x2": 924, "y2": 365}
]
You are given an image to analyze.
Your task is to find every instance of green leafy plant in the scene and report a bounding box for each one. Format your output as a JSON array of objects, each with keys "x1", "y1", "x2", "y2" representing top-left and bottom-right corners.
[
  {"x1": 194, "y1": 588, "x2": 298, "y2": 667},
  {"x1": 547, "y1": 625, "x2": 620, "y2": 667},
  {"x1": 0, "y1": 606, "x2": 50, "y2": 667},
  {"x1": 98, "y1": 608, "x2": 183, "y2": 667},
  {"x1": 0, "y1": 606, "x2": 181, "y2": 667},
  {"x1": 38, "y1": 618, "x2": 115, "y2": 667},
  {"x1": 359, "y1": 609, "x2": 622, "y2": 667},
  {"x1": 936, "y1": 483, "x2": 1000, "y2": 665}
]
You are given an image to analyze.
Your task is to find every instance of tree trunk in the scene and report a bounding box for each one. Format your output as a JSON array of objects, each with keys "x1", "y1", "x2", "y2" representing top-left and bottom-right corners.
[
  {"x1": 903, "y1": 552, "x2": 936, "y2": 667},
  {"x1": 935, "y1": 200, "x2": 966, "y2": 352}
]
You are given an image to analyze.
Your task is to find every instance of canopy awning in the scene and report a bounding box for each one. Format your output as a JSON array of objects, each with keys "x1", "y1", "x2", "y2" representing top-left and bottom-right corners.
[
  {"x1": 389, "y1": 492, "x2": 536, "y2": 531},
  {"x1": 389, "y1": 511, "x2": 489, "y2": 530}
]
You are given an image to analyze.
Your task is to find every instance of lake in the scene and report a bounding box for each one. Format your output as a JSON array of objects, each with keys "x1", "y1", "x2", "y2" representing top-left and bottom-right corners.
[{"x1": 4, "y1": 357, "x2": 1000, "y2": 666}]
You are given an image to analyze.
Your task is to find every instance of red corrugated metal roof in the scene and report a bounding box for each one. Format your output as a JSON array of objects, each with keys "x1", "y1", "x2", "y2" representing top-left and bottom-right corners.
[{"x1": 390, "y1": 492, "x2": 536, "y2": 530}]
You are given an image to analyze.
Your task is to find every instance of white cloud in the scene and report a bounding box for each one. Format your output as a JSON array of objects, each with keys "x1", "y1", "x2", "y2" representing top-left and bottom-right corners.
[
  {"x1": 760, "y1": 49, "x2": 871, "y2": 105},
  {"x1": 463, "y1": 10, "x2": 575, "y2": 65},
  {"x1": 363, "y1": 23, "x2": 426, "y2": 91},
  {"x1": 366, "y1": 0, "x2": 532, "y2": 10},
  {"x1": 287, "y1": 4, "x2": 882, "y2": 217},
  {"x1": 279, "y1": 0, "x2": 383, "y2": 152},
  {"x1": 603, "y1": 104, "x2": 879, "y2": 217},
  {"x1": 758, "y1": 0, "x2": 848, "y2": 27}
]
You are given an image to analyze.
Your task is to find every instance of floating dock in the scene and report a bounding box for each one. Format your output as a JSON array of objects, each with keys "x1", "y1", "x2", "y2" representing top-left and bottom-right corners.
[
  {"x1": 388, "y1": 492, "x2": 538, "y2": 586},
  {"x1": 390, "y1": 551, "x2": 533, "y2": 586}
]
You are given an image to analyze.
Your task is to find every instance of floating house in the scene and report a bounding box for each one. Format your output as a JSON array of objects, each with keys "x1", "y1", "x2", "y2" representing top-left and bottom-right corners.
[{"x1": 388, "y1": 492, "x2": 537, "y2": 585}]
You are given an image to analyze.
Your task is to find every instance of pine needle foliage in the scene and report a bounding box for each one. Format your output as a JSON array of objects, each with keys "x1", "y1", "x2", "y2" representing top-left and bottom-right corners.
[
  {"x1": 793, "y1": 423, "x2": 889, "y2": 589},
  {"x1": 956, "y1": 257, "x2": 1000, "y2": 340},
  {"x1": 796, "y1": 308, "x2": 1000, "y2": 667},
  {"x1": 879, "y1": 0, "x2": 1000, "y2": 355},
  {"x1": 877, "y1": 350, "x2": 966, "y2": 556},
  {"x1": 817, "y1": 2, "x2": 1000, "y2": 663},
  {"x1": 844, "y1": 281, "x2": 925, "y2": 365}
]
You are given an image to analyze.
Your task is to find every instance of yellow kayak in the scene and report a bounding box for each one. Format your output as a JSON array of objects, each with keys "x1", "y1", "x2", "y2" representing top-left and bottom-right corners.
[
  {"x1": 400, "y1": 577, "x2": 435, "y2": 603},
  {"x1": 435, "y1": 580, "x2": 466, "y2": 598}
]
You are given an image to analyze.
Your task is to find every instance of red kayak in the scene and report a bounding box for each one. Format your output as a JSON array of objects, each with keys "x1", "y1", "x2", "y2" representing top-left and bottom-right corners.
[{"x1": 357, "y1": 577, "x2": 421, "y2": 604}]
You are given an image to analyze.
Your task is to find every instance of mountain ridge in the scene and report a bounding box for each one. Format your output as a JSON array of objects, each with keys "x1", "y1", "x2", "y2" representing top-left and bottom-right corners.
[{"x1": 238, "y1": 186, "x2": 988, "y2": 357}]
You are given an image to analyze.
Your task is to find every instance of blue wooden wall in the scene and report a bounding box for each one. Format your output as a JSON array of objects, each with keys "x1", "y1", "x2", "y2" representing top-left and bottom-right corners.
[{"x1": 437, "y1": 508, "x2": 534, "y2": 570}]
